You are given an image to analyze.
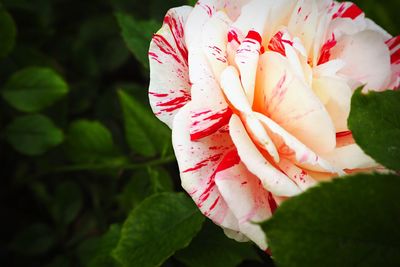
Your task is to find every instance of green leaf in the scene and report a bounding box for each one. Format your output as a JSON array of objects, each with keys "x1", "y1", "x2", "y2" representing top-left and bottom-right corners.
[
  {"x1": 78, "y1": 224, "x2": 122, "y2": 267},
  {"x1": 117, "y1": 167, "x2": 173, "y2": 212},
  {"x1": 175, "y1": 221, "x2": 260, "y2": 267},
  {"x1": 65, "y1": 120, "x2": 123, "y2": 164},
  {"x1": 2, "y1": 67, "x2": 69, "y2": 112},
  {"x1": 115, "y1": 12, "x2": 160, "y2": 69},
  {"x1": 11, "y1": 223, "x2": 55, "y2": 255},
  {"x1": 5, "y1": 114, "x2": 64, "y2": 156},
  {"x1": 112, "y1": 192, "x2": 205, "y2": 267},
  {"x1": 51, "y1": 181, "x2": 83, "y2": 226},
  {"x1": 261, "y1": 173, "x2": 400, "y2": 267},
  {"x1": 187, "y1": 0, "x2": 197, "y2": 6},
  {"x1": 0, "y1": 8, "x2": 16, "y2": 58},
  {"x1": 348, "y1": 88, "x2": 400, "y2": 170},
  {"x1": 118, "y1": 89, "x2": 172, "y2": 157}
]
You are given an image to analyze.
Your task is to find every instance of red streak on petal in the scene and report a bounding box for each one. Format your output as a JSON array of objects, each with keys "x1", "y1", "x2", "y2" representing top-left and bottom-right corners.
[
  {"x1": 156, "y1": 90, "x2": 191, "y2": 113},
  {"x1": 246, "y1": 30, "x2": 262, "y2": 45},
  {"x1": 163, "y1": 14, "x2": 189, "y2": 62},
  {"x1": 152, "y1": 34, "x2": 183, "y2": 65},
  {"x1": 149, "y1": 92, "x2": 169, "y2": 98},
  {"x1": 341, "y1": 3, "x2": 363, "y2": 19},
  {"x1": 216, "y1": 149, "x2": 241, "y2": 173},
  {"x1": 183, "y1": 153, "x2": 223, "y2": 173},
  {"x1": 268, "y1": 31, "x2": 292, "y2": 57},
  {"x1": 386, "y1": 36, "x2": 400, "y2": 50},
  {"x1": 228, "y1": 30, "x2": 240, "y2": 44},
  {"x1": 336, "y1": 131, "x2": 352, "y2": 138},
  {"x1": 209, "y1": 196, "x2": 220, "y2": 211},
  {"x1": 268, "y1": 192, "x2": 278, "y2": 214},
  {"x1": 197, "y1": 149, "x2": 241, "y2": 206},
  {"x1": 391, "y1": 49, "x2": 400, "y2": 64},
  {"x1": 148, "y1": 52, "x2": 163, "y2": 64},
  {"x1": 318, "y1": 33, "x2": 337, "y2": 65},
  {"x1": 333, "y1": 3, "x2": 362, "y2": 20},
  {"x1": 190, "y1": 108, "x2": 233, "y2": 141}
]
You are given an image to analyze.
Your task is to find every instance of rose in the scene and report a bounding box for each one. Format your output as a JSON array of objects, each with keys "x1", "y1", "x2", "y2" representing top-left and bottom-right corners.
[{"x1": 148, "y1": 0, "x2": 399, "y2": 249}]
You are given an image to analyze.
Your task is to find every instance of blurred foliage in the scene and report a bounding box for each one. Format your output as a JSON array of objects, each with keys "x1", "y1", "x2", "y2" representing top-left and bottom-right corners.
[{"x1": 0, "y1": 0, "x2": 398, "y2": 266}]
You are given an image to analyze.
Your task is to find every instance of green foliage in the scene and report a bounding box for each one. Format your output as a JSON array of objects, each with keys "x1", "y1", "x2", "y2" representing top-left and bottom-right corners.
[
  {"x1": 112, "y1": 193, "x2": 205, "y2": 267},
  {"x1": 0, "y1": 7, "x2": 16, "y2": 58},
  {"x1": 118, "y1": 89, "x2": 172, "y2": 157},
  {"x1": 261, "y1": 174, "x2": 400, "y2": 267},
  {"x1": 175, "y1": 221, "x2": 261, "y2": 267},
  {"x1": 349, "y1": 88, "x2": 400, "y2": 171},
  {"x1": 5, "y1": 114, "x2": 64, "y2": 156},
  {"x1": 50, "y1": 181, "x2": 83, "y2": 226},
  {"x1": 2, "y1": 67, "x2": 69, "y2": 112},
  {"x1": 65, "y1": 120, "x2": 124, "y2": 164},
  {"x1": 11, "y1": 223, "x2": 55, "y2": 255},
  {"x1": 117, "y1": 167, "x2": 174, "y2": 212},
  {"x1": 78, "y1": 224, "x2": 122, "y2": 267},
  {"x1": 116, "y1": 13, "x2": 160, "y2": 69}
]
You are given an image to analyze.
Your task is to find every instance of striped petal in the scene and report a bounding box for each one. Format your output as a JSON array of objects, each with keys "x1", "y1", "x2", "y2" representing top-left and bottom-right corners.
[
  {"x1": 149, "y1": 7, "x2": 193, "y2": 128},
  {"x1": 386, "y1": 35, "x2": 400, "y2": 89},
  {"x1": 229, "y1": 115, "x2": 301, "y2": 197},
  {"x1": 215, "y1": 150, "x2": 272, "y2": 249},
  {"x1": 172, "y1": 103, "x2": 239, "y2": 230},
  {"x1": 331, "y1": 30, "x2": 391, "y2": 91}
]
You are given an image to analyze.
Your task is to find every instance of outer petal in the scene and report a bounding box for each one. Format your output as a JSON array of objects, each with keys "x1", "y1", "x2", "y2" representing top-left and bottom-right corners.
[
  {"x1": 215, "y1": 150, "x2": 272, "y2": 249},
  {"x1": 229, "y1": 115, "x2": 301, "y2": 197},
  {"x1": 330, "y1": 30, "x2": 391, "y2": 91},
  {"x1": 189, "y1": 14, "x2": 231, "y2": 141},
  {"x1": 149, "y1": 7, "x2": 193, "y2": 128},
  {"x1": 202, "y1": 11, "x2": 231, "y2": 82},
  {"x1": 256, "y1": 52, "x2": 336, "y2": 154},
  {"x1": 386, "y1": 36, "x2": 400, "y2": 89},
  {"x1": 172, "y1": 103, "x2": 239, "y2": 230}
]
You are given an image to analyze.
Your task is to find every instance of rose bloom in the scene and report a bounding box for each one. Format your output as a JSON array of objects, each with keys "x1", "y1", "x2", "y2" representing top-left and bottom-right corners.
[{"x1": 148, "y1": 0, "x2": 399, "y2": 249}]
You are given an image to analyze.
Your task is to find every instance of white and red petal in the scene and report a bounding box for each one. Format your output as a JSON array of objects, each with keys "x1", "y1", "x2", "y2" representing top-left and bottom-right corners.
[
  {"x1": 386, "y1": 35, "x2": 400, "y2": 89},
  {"x1": 229, "y1": 115, "x2": 301, "y2": 197},
  {"x1": 149, "y1": 7, "x2": 192, "y2": 128},
  {"x1": 202, "y1": 11, "x2": 231, "y2": 82},
  {"x1": 190, "y1": 23, "x2": 231, "y2": 141},
  {"x1": 278, "y1": 158, "x2": 317, "y2": 191},
  {"x1": 288, "y1": 0, "x2": 319, "y2": 55},
  {"x1": 254, "y1": 112, "x2": 339, "y2": 174},
  {"x1": 256, "y1": 52, "x2": 336, "y2": 154},
  {"x1": 312, "y1": 76, "x2": 352, "y2": 132},
  {"x1": 215, "y1": 150, "x2": 272, "y2": 249},
  {"x1": 331, "y1": 30, "x2": 391, "y2": 91},
  {"x1": 321, "y1": 144, "x2": 378, "y2": 170},
  {"x1": 331, "y1": 2, "x2": 363, "y2": 21},
  {"x1": 172, "y1": 103, "x2": 240, "y2": 230},
  {"x1": 235, "y1": 30, "x2": 263, "y2": 104},
  {"x1": 190, "y1": 107, "x2": 233, "y2": 141}
]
